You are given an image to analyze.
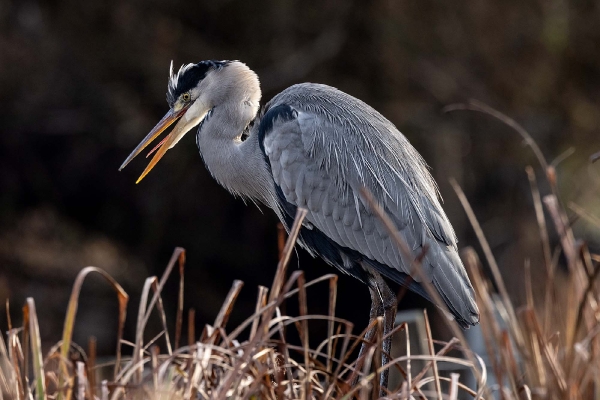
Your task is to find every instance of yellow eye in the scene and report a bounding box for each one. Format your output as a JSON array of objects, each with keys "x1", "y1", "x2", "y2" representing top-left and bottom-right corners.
[{"x1": 182, "y1": 92, "x2": 191, "y2": 102}]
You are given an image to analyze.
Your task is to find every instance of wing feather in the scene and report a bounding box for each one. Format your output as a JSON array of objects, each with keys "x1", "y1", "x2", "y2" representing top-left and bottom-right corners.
[{"x1": 262, "y1": 83, "x2": 479, "y2": 327}]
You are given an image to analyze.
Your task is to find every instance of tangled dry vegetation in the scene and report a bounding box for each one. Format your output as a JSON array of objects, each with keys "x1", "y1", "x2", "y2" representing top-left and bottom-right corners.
[{"x1": 1, "y1": 105, "x2": 599, "y2": 399}]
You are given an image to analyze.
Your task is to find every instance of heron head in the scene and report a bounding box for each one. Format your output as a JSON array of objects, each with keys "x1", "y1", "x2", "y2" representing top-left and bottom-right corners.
[{"x1": 119, "y1": 60, "x2": 230, "y2": 183}]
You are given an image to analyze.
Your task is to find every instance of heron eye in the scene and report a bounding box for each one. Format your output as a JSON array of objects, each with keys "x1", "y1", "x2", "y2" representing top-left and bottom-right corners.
[{"x1": 182, "y1": 92, "x2": 191, "y2": 102}]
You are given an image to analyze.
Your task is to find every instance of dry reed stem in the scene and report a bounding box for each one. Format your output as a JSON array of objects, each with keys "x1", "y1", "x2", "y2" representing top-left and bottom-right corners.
[
  {"x1": 58, "y1": 266, "x2": 129, "y2": 399},
  {"x1": 269, "y1": 208, "x2": 308, "y2": 303},
  {"x1": 250, "y1": 286, "x2": 268, "y2": 341},
  {"x1": 87, "y1": 337, "x2": 96, "y2": 400},
  {"x1": 187, "y1": 308, "x2": 196, "y2": 346},
  {"x1": 449, "y1": 372, "x2": 459, "y2": 400},
  {"x1": 76, "y1": 361, "x2": 85, "y2": 399},
  {"x1": 423, "y1": 310, "x2": 442, "y2": 400},
  {"x1": 209, "y1": 280, "x2": 244, "y2": 344},
  {"x1": 175, "y1": 251, "x2": 186, "y2": 350},
  {"x1": 24, "y1": 299, "x2": 45, "y2": 400},
  {"x1": 543, "y1": 195, "x2": 597, "y2": 356},
  {"x1": 526, "y1": 166, "x2": 555, "y2": 334},
  {"x1": 443, "y1": 100, "x2": 550, "y2": 175},
  {"x1": 150, "y1": 279, "x2": 173, "y2": 355},
  {"x1": 133, "y1": 277, "x2": 158, "y2": 384},
  {"x1": 450, "y1": 179, "x2": 525, "y2": 352}
]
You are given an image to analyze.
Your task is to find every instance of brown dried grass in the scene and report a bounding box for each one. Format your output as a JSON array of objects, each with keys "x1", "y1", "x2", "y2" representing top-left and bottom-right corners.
[
  {"x1": 0, "y1": 209, "x2": 485, "y2": 399},
  {"x1": 1, "y1": 104, "x2": 599, "y2": 399}
]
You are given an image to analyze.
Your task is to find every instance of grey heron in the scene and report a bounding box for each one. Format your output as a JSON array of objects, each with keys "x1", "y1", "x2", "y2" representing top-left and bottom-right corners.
[{"x1": 120, "y1": 60, "x2": 479, "y2": 388}]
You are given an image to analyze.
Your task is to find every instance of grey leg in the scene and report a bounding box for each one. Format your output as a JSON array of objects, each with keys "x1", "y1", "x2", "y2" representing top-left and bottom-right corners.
[
  {"x1": 356, "y1": 285, "x2": 383, "y2": 362},
  {"x1": 353, "y1": 272, "x2": 397, "y2": 395},
  {"x1": 373, "y1": 272, "x2": 397, "y2": 392}
]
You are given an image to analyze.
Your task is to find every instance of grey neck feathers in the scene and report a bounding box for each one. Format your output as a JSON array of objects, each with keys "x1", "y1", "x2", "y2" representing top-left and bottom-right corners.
[{"x1": 195, "y1": 65, "x2": 278, "y2": 212}]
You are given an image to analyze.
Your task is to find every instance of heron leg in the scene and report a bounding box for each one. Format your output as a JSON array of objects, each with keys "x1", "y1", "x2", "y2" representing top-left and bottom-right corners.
[
  {"x1": 352, "y1": 286, "x2": 382, "y2": 386},
  {"x1": 353, "y1": 272, "x2": 397, "y2": 394},
  {"x1": 375, "y1": 273, "x2": 397, "y2": 392}
]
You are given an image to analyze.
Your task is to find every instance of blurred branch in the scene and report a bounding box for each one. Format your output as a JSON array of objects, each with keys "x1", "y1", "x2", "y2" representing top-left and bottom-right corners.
[{"x1": 443, "y1": 100, "x2": 550, "y2": 173}]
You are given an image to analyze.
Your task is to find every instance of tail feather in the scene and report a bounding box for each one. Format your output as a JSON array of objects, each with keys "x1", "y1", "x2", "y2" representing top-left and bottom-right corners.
[
  {"x1": 427, "y1": 242, "x2": 479, "y2": 328},
  {"x1": 365, "y1": 239, "x2": 479, "y2": 328}
]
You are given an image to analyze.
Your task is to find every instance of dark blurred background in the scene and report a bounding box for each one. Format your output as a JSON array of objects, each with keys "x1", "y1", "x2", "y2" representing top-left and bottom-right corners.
[{"x1": 1, "y1": 0, "x2": 599, "y2": 352}]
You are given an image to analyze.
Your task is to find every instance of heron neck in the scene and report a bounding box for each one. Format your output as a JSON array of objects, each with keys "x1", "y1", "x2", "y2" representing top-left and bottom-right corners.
[{"x1": 196, "y1": 107, "x2": 278, "y2": 210}]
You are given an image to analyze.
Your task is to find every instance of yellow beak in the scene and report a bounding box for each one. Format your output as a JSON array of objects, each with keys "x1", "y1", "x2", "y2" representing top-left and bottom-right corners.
[{"x1": 119, "y1": 104, "x2": 190, "y2": 183}]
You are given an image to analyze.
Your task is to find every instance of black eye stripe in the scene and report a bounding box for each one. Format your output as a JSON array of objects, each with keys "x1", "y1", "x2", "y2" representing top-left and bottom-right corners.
[{"x1": 167, "y1": 60, "x2": 231, "y2": 107}]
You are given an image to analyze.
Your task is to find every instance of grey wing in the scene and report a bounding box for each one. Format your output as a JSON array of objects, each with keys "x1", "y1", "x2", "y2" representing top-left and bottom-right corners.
[{"x1": 263, "y1": 83, "x2": 479, "y2": 327}]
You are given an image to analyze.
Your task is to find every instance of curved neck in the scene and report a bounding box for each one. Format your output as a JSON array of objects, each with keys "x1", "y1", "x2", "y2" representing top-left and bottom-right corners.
[
  {"x1": 196, "y1": 106, "x2": 278, "y2": 210},
  {"x1": 193, "y1": 61, "x2": 281, "y2": 214}
]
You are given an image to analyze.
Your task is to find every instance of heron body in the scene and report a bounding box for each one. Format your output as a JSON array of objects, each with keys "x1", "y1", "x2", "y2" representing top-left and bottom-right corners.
[{"x1": 120, "y1": 60, "x2": 479, "y2": 387}]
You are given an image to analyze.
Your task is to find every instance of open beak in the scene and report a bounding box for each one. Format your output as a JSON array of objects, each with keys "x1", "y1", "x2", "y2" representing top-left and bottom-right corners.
[{"x1": 119, "y1": 101, "x2": 205, "y2": 183}]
